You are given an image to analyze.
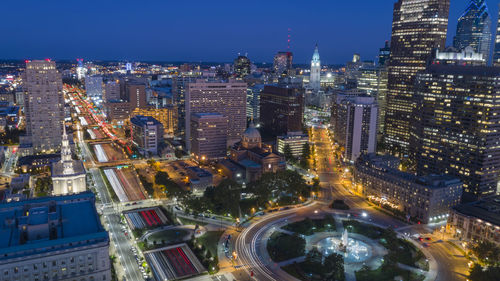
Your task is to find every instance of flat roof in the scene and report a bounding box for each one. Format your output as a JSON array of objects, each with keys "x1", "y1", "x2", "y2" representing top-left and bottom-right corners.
[
  {"x1": 0, "y1": 191, "x2": 107, "y2": 260},
  {"x1": 453, "y1": 196, "x2": 500, "y2": 226}
]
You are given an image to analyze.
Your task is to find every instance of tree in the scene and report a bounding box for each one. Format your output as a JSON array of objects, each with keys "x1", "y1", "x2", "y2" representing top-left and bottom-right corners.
[
  {"x1": 469, "y1": 263, "x2": 500, "y2": 281},
  {"x1": 155, "y1": 171, "x2": 186, "y2": 198},
  {"x1": 283, "y1": 144, "x2": 296, "y2": 163},
  {"x1": 471, "y1": 241, "x2": 500, "y2": 265},
  {"x1": 174, "y1": 149, "x2": 183, "y2": 159},
  {"x1": 300, "y1": 142, "x2": 311, "y2": 169}
]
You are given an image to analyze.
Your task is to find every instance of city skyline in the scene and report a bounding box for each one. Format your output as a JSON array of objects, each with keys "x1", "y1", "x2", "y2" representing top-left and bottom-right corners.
[{"x1": 1, "y1": 0, "x2": 498, "y2": 64}]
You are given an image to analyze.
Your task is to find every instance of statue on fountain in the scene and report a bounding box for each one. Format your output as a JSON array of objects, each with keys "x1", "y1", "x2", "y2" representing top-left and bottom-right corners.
[{"x1": 339, "y1": 229, "x2": 349, "y2": 252}]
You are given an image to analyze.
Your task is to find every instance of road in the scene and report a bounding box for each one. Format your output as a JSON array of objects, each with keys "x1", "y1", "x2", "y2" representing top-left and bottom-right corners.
[
  {"x1": 68, "y1": 86, "x2": 146, "y2": 281},
  {"x1": 231, "y1": 125, "x2": 469, "y2": 281}
]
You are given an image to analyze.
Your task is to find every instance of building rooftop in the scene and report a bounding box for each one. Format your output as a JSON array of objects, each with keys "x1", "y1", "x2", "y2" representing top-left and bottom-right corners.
[
  {"x1": 51, "y1": 160, "x2": 86, "y2": 177},
  {"x1": 357, "y1": 153, "x2": 461, "y2": 189},
  {"x1": 453, "y1": 196, "x2": 500, "y2": 226},
  {"x1": 0, "y1": 191, "x2": 107, "y2": 260},
  {"x1": 130, "y1": 115, "x2": 162, "y2": 127}
]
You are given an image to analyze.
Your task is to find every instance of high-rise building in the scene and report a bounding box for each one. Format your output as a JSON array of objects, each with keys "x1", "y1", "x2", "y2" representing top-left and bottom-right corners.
[
  {"x1": 51, "y1": 125, "x2": 86, "y2": 195},
  {"x1": 85, "y1": 76, "x2": 103, "y2": 101},
  {"x1": 331, "y1": 94, "x2": 378, "y2": 162},
  {"x1": 378, "y1": 41, "x2": 391, "y2": 66},
  {"x1": 310, "y1": 44, "x2": 321, "y2": 91},
  {"x1": 376, "y1": 42, "x2": 390, "y2": 139},
  {"x1": 185, "y1": 79, "x2": 246, "y2": 151},
  {"x1": 23, "y1": 60, "x2": 64, "y2": 153},
  {"x1": 411, "y1": 58, "x2": 500, "y2": 201},
  {"x1": 273, "y1": 51, "x2": 293, "y2": 76},
  {"x1": 172, "y1": 76, "x2": 200, "y2": 136},
  {"x1": 453, "y1": 0, "x2": 492, "y2": 63},
  {"x1": 0, "y1": 191, "x2": 111, "y2": 281},
  {"x1": 383, "y1": 0, "x2": 450, "y2": 156},
  {"x1": 234, "y1": 55, "x2": 251, "y2": 78},
  {"x1": 127, "y1": 82, "x2": 147, "y2": 111},
  {"x1": 104, "y1": 80, "x2": 120, "y2": 102},
  {"x1": 260, "y1": 85, "x2": 304, "y2": 136},
  {"x1": 190, "y1": 113, "x2": 228, "y2": 160},
  {"x1": 493, "y1": 3, "x2": 500, "y2": 66},
  {"x1": 75, "y1": 58, "x2": 86, "y2": 80},
  {"x1": 246, "y1": 84, "x2": 263, "y2": 122},
  {"x1": 131, "y1": 115, "x2": 164, "y2": 156}
]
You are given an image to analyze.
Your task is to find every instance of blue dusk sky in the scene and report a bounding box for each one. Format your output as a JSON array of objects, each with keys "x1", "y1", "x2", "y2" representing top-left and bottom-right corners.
[{"x1": 1, "y1": 0, "x2": 498, "y2": 64}]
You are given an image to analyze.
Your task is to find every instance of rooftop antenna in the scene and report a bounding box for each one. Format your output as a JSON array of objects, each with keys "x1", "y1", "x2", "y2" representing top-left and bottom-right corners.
[{"x1": 287, "y1": 28, "x2": 292, "y2": 50}]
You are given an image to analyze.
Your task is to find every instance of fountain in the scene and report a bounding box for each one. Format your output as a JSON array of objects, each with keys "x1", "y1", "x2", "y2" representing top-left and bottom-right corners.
[
  {"x1": 316, "y1": 229, "x2": 372, "y2": 263},
  {"x1": 339, "y1": 229, "x2": 349, "y2": 252}
]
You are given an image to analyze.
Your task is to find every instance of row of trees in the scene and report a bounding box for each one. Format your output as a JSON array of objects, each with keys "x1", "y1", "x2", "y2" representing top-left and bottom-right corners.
[
  {"x1": 181, "y1": 169, "x2": 313, "y2": 218},
  {"x1": 468, "y1": 241, "x2": 500, "y2": 281}
]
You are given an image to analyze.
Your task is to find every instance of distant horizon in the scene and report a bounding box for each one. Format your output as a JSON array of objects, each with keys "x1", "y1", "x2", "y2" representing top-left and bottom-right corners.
[{"x1": 1, "y1": 0, "x2": 498, "y2": 64}]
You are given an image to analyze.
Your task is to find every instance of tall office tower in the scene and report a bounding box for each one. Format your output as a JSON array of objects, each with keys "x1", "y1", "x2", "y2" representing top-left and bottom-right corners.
[
  {"x1": 52, "y1": 125, "x2": 86, "y2": 195},
  {"x1": 104, "y1": 80, "x2": 120, "y2": 102},
  {"x1": 234, "y1": 55, "x2": 251, "y2": 78},
  {"x1": 0, "y1": 192, "x2": 111, "y2": 281},
  {"x1": 383, "y1": 0, "x2": 450, "y2": 157},
  {"x1": 172, "y1": 76, "x2": 199, "y2": 136},
  {"x1": 23, "y1": 60, "x2": 64, "y2": 153},
  {"x1": 185, "y1": 79, "x2": 246, "y2": 151},
  {"x1": 310, "y1": 44, "x2": 321, "y2": 91},
  {"x1": 260, "y1": 85, "x2": 304, "y2": 136},
  {"x1": 410, "y1": 52, "x2": 500, "y2": 202},
  {"x1": 331, "y1": 94, "x2": 378, "y2": 162},
  {"x1": 127, "y1": 82, "x2": 147, "y2": 111},
  {"x1": 247, "y1": 84, "x2": 263, "y2": 121},
  {"x1": 273, "y1": 51, "x2": 293, "y2": 76},
  {"x1": 357, "y1": 63, "x2": 379, "y2": 97},
  {"x1": 377, "y1": 42, "x2": 390, "y2": 140},
  {"x1": 493, "y1": 4, "x2": 500, "y2": 66},
  {"x1": 378, "y1": 41, "x2": 391, "y2": 66},
  {"x1": 85, "y1": 75, "x2": 103, "y2": 100},
  {"x1": 76, "y1": 58, "x2": 86, "y2": 80},
  {"x1": 453, "y1": 0, "x2": 492, "y2": 62},
  {"x1": 190, "y1": 113, "x2": 228, "y2": 160}
]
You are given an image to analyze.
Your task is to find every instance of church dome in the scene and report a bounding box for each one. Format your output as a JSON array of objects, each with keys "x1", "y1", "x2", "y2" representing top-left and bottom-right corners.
[{"x1": 242, "y1": 123, "x2": 261, "y2": 149}]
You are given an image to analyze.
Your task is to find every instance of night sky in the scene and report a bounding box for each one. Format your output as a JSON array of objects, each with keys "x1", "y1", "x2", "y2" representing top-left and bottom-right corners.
[{"x1": 2, "y1": 0, "x2": 499, "y2": 64}]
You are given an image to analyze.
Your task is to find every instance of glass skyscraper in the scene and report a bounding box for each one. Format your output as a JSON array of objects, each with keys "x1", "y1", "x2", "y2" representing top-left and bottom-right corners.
[
  {"x1": 453, "y1": 0, "x2": 492, "y2": 63},
  {"x1": 493, "y1": 3, "x2": 500, "y2": 66},
  {"x1": 383, "y1": 0, "x2": 450, "y2": 156}
]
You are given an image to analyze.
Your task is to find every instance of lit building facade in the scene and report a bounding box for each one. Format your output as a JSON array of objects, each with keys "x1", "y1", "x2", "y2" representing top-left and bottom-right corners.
[
  {"x1": 354, "y1": 153, "x2": 463, "y2": 223},
  {"x1": 493, "y1": 3, "x2": 500, "y2": 66},
  {"x1": 246, "y1": 84, "x2": 262, "y2": 122},
  {"x1": 104, "y1": 80, "x2": 120, "y2": 102},
  {"x1": 51, "y1": 126, "x2": 86, "y2": 195},
  {"x1": 277, "y1": 134, "x2": 309, "y2": 158},
  {"x1": 185, "y1": 79, "x2": 246, "y2": 150},
  {"x1": 410, "y1": 63, "x2": 500, "y2": 201},
  {"x1": 190, "y1": 113, "x2": 228, "y2": 161},
  {"x1": 446, "y1": 196, "x2": 500, "y2": 245},
  {"x1": 273, "y1": 51, "x2": 293, "y2": 76},
  {"x1": 0, "y1": 192, "x2": 111, "y2": 281},
  {"x1": 131, "y1": 115, "x2": 164, "y2": 156},
  {"x1": 453, "y1": 0, "x2": 492, "y2": 63},
  {"x1": 331, "y1": 94, "x2": 378, "y2": 162},
  {"x1": 383, "y1": 0, "x2": 449, "y2": 156},
  {"x1": 132, "y1": 106, "x2": 178, "y2": 136},
  {"x1": 85, "y1": 76, "x2": 103, "y2": 100},
  {"x1": 309, "y1": 45, "x2": 321, "y2": 91},
  {"x1": 234, "y1": 55, "x2": 251, "y2": 78},
  {"x1": 23, "y1": 60, "x2": 64, "y2": 153}
]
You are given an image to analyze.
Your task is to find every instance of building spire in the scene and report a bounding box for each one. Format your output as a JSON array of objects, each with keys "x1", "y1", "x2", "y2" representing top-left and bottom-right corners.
[{"x1": 61, "y1": 123, "x2": 74, "y2": 174}]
